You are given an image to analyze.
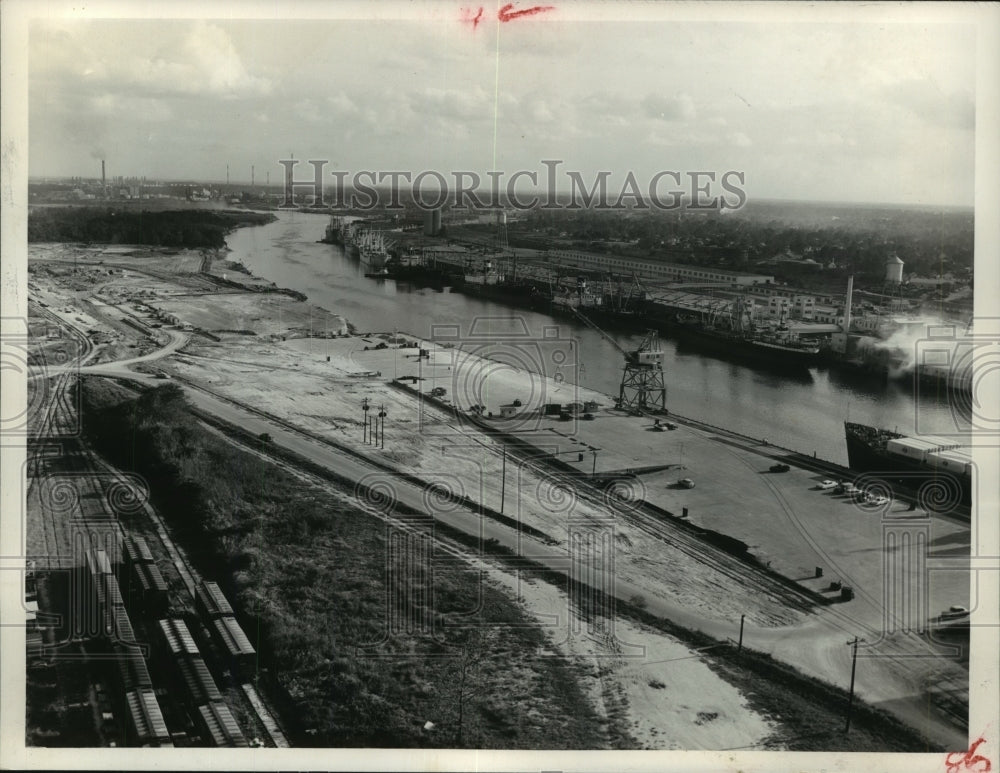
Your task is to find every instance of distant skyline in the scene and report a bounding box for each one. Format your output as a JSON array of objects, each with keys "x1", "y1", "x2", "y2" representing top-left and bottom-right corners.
[{"x1": 28, "y1": 10, "x2": 976, "y2": 207}]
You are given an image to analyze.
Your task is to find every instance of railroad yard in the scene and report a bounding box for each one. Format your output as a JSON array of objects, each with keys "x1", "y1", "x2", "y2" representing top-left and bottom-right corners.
[{"x1": 22, "y1": 242, "x2": 972, "y2": 750}]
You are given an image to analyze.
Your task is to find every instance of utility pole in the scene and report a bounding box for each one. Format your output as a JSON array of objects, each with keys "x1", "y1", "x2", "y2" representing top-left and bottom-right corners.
[
  {"x1": 738, "y1": 614, "x2": 745, "y2": 655},
  {"x1": 844, "y1": 636, "x2": 864, "y2": 733},
  {"x1": 500, "y1": 444, "x2": 507, "y2": 514},
  {"x1": 362, "y1": 398, "x2": 370, "y2": 442},
  {"x1": 378, "y1": 405, "x2": 387, "y2": 448},
  {"x1": 592, "y1": 449, "x2": 598, "y2": 476}
]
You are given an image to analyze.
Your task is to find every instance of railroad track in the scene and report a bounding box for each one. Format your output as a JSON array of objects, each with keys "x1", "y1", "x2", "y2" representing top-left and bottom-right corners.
[
  {"x1": 169, "y1": 373, "x2": 823, "y2": 618},
  {"x1": 446, "y1": 407, "x2": 824, "y2": 617},
  {"x1": 26, "y1": 294, "x2": 289, "y2": 744}
]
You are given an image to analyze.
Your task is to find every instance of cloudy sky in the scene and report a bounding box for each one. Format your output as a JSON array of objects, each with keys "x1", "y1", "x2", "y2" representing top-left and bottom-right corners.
[{"x1": 28, "y1": 7, "x2": 976, "y2": 206}]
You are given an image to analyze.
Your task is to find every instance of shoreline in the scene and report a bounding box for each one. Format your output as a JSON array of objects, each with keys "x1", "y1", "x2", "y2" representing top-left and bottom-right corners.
[
  {"x1": 25, "y1": 237, "x2": 970, "y2": 748},
  {"x1": 159, "y1": 327, "x2": 970, "y2": 747}
]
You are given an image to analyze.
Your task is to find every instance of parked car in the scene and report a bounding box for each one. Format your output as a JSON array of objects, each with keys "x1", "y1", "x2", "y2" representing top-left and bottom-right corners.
[
  {"x1": 769, "y1": 463, "x2": 790, "y2": 473},
  {"x1": 816, "y1": 480, "x2": 837, "y2": 490},
  {"x1": 939, "y1": 605, "x2": 970, "y2": 621},
  {"x1": 678, "y1": 478, "x2": 695, "y2": 489}
]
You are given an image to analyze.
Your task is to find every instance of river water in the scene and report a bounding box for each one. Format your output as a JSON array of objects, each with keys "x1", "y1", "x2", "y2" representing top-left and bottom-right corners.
[{"x1": 225, "y1": 210, "x2": 963, "y2": 465}]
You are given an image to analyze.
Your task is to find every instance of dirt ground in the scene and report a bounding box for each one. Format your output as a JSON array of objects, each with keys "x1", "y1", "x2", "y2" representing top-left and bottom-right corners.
[
  {"x1": 480, "y1": 568, "x2": 781, "y2": 750},
  {"x1": 25, "y1": 241, "x2": 970, "y2": 749}
]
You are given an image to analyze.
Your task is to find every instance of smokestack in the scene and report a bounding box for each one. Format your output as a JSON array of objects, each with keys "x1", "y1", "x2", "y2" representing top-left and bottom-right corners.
[
  {"x1": 101, "y1": 160, "x2": 106, "y2": 190},
  {"x1": 844, "y1": 275, "x2": 854, "y2": 333},
  {"x1": 251, "y1": 165, "x2": 255, "y2": 187}
]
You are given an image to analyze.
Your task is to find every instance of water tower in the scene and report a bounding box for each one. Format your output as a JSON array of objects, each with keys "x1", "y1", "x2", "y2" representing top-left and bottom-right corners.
[{"x1": 885, "y1": 255, "x2": 904, "y2": 284}]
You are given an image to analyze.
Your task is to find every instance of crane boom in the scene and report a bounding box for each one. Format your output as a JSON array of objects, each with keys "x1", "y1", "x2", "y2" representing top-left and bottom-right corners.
[{"x1": 569, "y1": 307, "x2": 632, "y2": 359}]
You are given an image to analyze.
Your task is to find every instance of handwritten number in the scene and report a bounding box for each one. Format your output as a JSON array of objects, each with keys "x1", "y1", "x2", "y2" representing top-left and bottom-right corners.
[{"x1": 947, "y1": 738, "x2": 992, "y2": 773}]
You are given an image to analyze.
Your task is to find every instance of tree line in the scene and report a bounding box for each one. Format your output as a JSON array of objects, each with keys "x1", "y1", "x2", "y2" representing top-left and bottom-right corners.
[{"x1": 28, "y1": 208, "x2": 275, "y2": 249}]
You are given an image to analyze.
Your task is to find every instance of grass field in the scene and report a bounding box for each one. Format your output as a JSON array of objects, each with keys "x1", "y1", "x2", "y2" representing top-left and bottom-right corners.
[{"x1": 80, "y1": 379, "x2": 606, "y2": 748}]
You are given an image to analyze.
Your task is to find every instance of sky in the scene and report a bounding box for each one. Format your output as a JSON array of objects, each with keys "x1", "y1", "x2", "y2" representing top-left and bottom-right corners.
[{"x1": 27, "y1": 8, "x2": 977, "y2": 206}]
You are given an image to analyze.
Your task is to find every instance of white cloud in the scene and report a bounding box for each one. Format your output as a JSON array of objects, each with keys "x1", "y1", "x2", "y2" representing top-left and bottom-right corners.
[
  {"x1": 27, "y1": 18, "x2": 976, "y2": 205},
  {"x1": 885, "y1": 80, "x2": 974, "y2": 131},
  {"x1": 408, "y1": 86, "x2": 493, "y2": 122},
  {"x1": 33, "y1": 21, "x2": 272, "y2": 99},
  {"x1": 87, "y1": 94, "x2": 173, "y2": 122},
  {"x1": 642, "y1": 93, "x2": 696, "y2": 122},
  {"x1": 328, "y1": 92, "x2": 360, "y2": 114}
]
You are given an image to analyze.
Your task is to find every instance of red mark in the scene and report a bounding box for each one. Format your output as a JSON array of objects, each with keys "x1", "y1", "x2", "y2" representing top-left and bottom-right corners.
[
  {"x1": 947, "y1": 737, "x2": 992, "y2": 773},
  {"x1": 462, "y1": 6, "x2": 485, "y2": 29},
  {"x1": 498, "y1": 3, "x2": 555, "y2": 22},
  {"x1": 462, "y1": 3, "x2": 554, "y2": 29}
]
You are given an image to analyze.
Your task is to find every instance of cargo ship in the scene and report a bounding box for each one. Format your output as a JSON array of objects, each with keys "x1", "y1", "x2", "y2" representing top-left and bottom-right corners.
[
  {"x1": 664, "y1": 295, "x2": 821, "y2": 367},
  {"x1": 323, "y1": 216, "x2": 392, "y2": 270},
  {"x1": 843, "y1": 421, "x2": 972, "y2": 508},
  {"x1": 322, "y1": 215, "x2": 349, "y2": 246},
  {"x1": 355, "y1": 228, "x2": 391, "y2": 271}
]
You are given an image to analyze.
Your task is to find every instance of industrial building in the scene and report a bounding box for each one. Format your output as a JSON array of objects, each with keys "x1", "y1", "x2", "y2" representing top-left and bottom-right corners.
[{"x1": 543, "y1": 250, "x2": 775, "y2": 285}]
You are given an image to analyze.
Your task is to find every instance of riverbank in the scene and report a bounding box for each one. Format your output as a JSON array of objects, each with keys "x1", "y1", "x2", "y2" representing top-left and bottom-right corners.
[
  {"x1": 26, "y1": 236, "x2": 785, "y2": 749},
  {"x1": 224, "y1": 211, "x2": 969, "y2": 467},
  {"x1": 157, "y1": 325, "x2": 967, "y2": 746},
  {"x1": 27, "y1": 233, "x2": 969, "y2": 747}
]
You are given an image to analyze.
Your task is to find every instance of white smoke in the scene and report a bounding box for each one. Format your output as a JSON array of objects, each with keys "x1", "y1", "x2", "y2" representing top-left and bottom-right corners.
[{"x1": 858, "y1": 316, "x2": 965, "y2": 380}]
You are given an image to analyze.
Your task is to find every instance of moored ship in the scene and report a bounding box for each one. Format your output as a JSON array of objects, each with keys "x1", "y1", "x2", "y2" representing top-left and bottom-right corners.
[
  {"x1": 666, "y1": 295, "x2": 821, "y2": 367},
  {"x1": 844, "y1": 421, "x2": 972, "y2": 509},
  {"x1": 323, "y1": 217, "x2": 392, "y2": 269},
  {"x1": 355, "y1": 229, "x2": 391, "y2": 270},
  {"x1": 322, "y1": 215, "x2": 349, "y2": 246}
]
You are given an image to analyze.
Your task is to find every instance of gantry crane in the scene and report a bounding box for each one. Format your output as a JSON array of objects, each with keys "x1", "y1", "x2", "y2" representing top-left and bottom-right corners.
[{"x1": 570, "y1": 307, "x2": 667, "y2": 414}]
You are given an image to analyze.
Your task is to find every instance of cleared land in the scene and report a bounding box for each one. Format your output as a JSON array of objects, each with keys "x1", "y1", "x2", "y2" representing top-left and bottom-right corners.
[{"x1": 23, "y1": 240, "x2": 970, "y2": 750}]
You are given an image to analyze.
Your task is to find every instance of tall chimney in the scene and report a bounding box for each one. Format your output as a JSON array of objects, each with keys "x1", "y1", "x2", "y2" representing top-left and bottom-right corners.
[
  {"x1": 251, "y1": 165, "x2": 255, "y2": 187},
  {"x1": 101, "y1": 160, "x2": 106, "y2": 190},
  {"x1": 844, "y1": 275, "x2": 854, "y2": 333}
]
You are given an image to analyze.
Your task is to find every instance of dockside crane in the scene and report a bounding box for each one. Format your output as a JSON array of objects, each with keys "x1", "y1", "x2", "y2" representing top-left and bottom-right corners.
[{"x1": 569, "y1": 307, "x2": 667, "y2": 414}]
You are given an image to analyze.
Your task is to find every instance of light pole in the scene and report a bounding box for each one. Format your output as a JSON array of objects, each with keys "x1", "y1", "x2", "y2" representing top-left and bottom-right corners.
[
  {"x1": 378, "y1": 405, "x2": 387, "y2": 448},
  {"x1": 362, "y1": 398, "x2": 370, "y2": 443},
  {"x1": 844, "y1": 636, "x2": 864, "y2": 733}
]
